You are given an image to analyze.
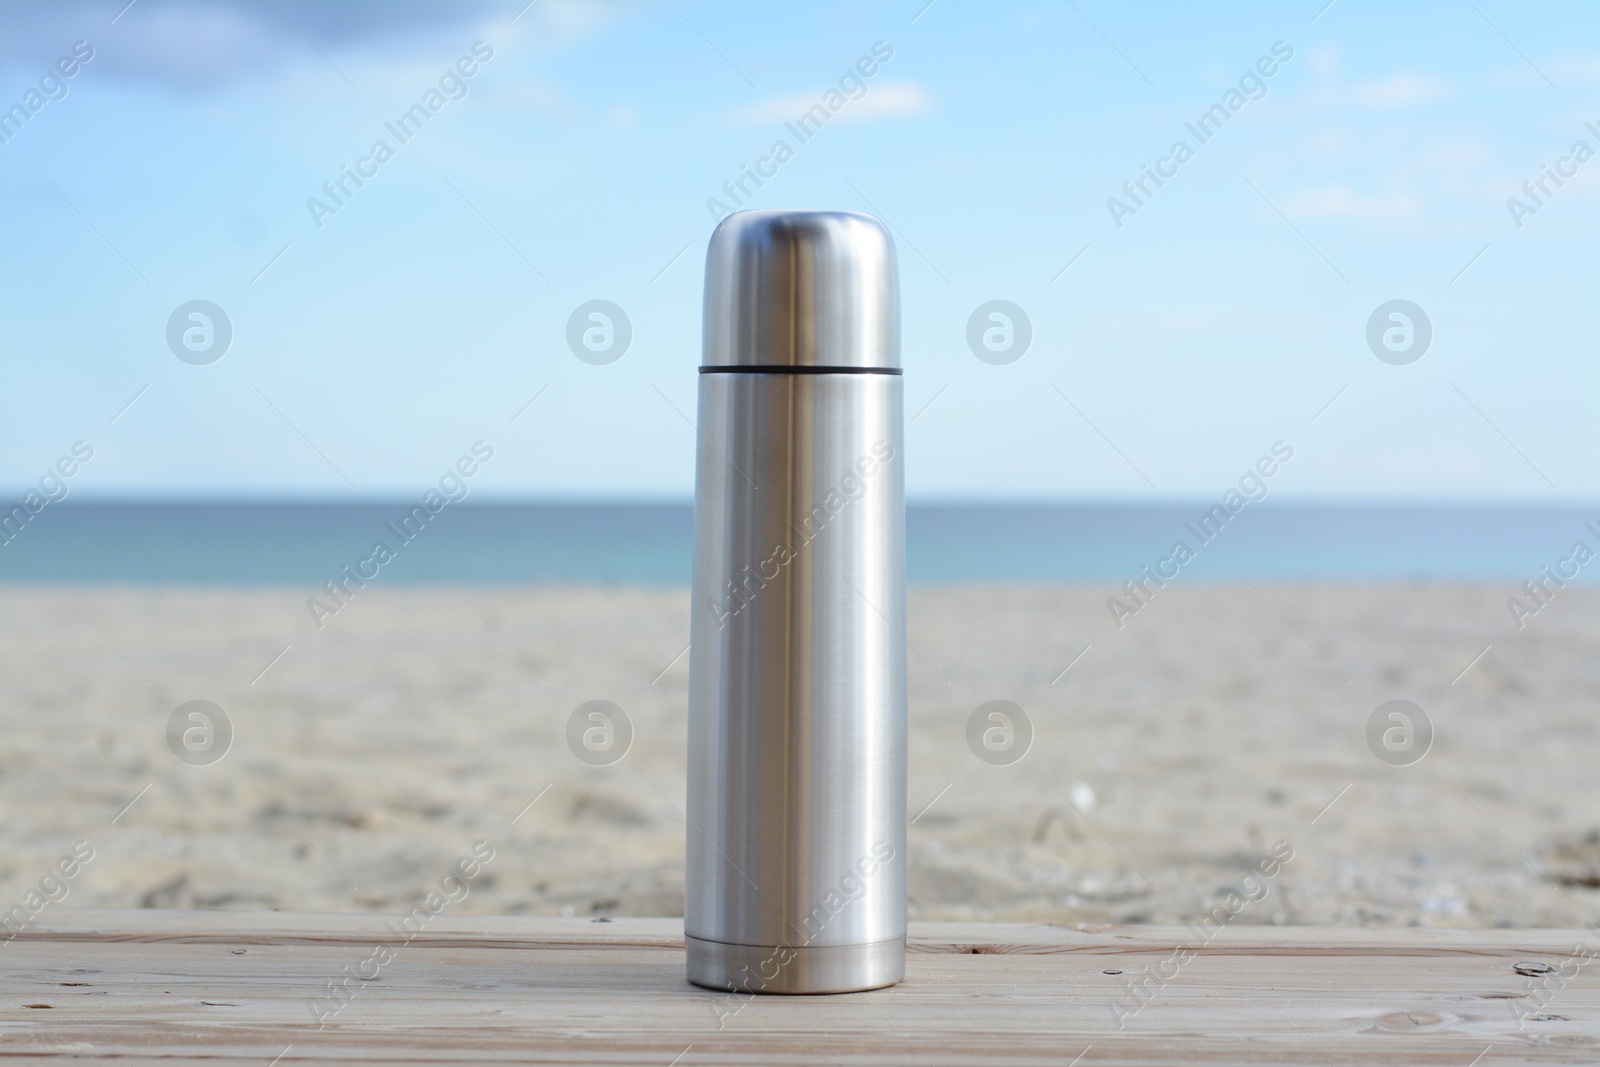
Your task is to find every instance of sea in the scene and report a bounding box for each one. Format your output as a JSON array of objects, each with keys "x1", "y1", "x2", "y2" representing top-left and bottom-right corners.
[{"x1": 0, "y1": 502, "x2": 1595, "y2": 585}]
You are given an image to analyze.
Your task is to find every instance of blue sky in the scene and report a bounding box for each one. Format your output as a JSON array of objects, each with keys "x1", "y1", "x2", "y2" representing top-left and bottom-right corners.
[{"x1": 2, "y1": 0, "x2": 1596, "y2": 501}]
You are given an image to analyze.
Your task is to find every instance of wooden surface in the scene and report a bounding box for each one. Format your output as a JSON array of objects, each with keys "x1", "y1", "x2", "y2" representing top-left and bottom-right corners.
[{"x1": 3, "y1": 911, "x2": 1597, "y2": 1065}]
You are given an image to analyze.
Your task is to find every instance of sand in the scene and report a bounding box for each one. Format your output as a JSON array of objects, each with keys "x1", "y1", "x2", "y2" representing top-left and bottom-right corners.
[{"x1": 2, "y1": 582, "x2": 1596, "y2": 930}]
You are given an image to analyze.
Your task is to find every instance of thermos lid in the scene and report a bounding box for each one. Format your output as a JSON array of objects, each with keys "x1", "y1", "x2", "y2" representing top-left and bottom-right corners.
[{"x1": 702, "y1": 209, "x2": 900, "y2": 370}]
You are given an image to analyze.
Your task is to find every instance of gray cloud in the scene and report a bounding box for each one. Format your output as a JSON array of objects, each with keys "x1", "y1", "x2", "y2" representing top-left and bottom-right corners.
[{"x1": 0, "y1": 1, "x2": 509, "y2": 89}]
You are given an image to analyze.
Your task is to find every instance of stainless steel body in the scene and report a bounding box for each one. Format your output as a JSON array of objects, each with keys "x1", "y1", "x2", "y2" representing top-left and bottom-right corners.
[{"x1": 686, "y1": 210, "x2": 907, "y2": 995}]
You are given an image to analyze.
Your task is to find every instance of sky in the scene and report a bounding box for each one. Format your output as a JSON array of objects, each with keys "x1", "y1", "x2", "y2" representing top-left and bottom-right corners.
[{"x1": 2, "y1": 0, "x2": 1597, "y2": 502}]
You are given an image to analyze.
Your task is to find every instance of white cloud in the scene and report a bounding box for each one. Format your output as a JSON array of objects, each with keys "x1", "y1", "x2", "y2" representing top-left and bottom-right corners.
[
  {"x1": 1308, "y1": 45, "x2": 1343, "y2": 77},
  {"x1": 606, "y1": 103, "x2": 639, "y2": 131},
  {"x1": 849, "y1": 83, "x2": 932, "y2": 121},
  {"x1": 733, "y1": 82, "x2": 930, "y2": 126},
  {"x1": 1288, "y1": 74, "x2": 1454, "y2": 116},
  {"x1": 503, "y1": 0, "x2": 648, "y2": 50},
  {"x1": 484, "y1": 82, "x2": 568, "y2": 115},
  {"x1": 1349, "y1": 73, "x2": 1452, "y2": 108},
  {"x1": 1280, "y1": 185, "x2": 1421, "y2": 220},
  {"x1": 1554, "y1": 52, "x2": 1600, "y2": 84}
]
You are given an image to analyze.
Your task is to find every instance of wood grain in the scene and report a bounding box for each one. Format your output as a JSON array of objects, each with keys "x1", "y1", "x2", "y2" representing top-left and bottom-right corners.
[{"x1": 3, "y1": 911, "x2": 1596, "y2": 1064}]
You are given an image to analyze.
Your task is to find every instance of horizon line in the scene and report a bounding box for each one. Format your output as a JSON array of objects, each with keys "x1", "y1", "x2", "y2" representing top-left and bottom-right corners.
[{"x1": 10, "y1": 495, "x2": 1598, "y2": 509}]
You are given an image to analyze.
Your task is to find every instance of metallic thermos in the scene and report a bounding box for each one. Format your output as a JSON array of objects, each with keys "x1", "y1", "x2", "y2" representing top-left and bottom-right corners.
[{"x1": 686, "y1": 210, "x2": 907, "y2": 995}]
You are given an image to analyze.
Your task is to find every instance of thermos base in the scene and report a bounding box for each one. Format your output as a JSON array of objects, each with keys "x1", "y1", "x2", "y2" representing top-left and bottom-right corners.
[{"x1": 685, "y1": 934, "x2": 905, "y2": 995}]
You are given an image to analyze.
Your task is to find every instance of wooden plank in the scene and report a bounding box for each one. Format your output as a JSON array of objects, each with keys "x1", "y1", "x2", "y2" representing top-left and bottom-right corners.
[{"x1": 2, "y1": 911, "x2": 1597, "y2": 1064}]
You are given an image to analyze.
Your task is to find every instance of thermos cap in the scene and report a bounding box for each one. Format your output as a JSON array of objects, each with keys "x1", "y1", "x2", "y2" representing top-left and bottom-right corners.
[{"x1": 702, "y1": 209, "x2": 900, "y2": 370}]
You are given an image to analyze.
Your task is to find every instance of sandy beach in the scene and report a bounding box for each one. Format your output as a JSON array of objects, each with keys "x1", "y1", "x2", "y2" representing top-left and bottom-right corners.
[{"x1": 2, "y1": 582, "x2": 1596, "y2": 930}]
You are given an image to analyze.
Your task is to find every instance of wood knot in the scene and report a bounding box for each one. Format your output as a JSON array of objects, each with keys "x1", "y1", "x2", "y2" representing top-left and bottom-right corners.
[{"x1": 1375, "y1": 1010, "x2": 1449, "y2": 1030}]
